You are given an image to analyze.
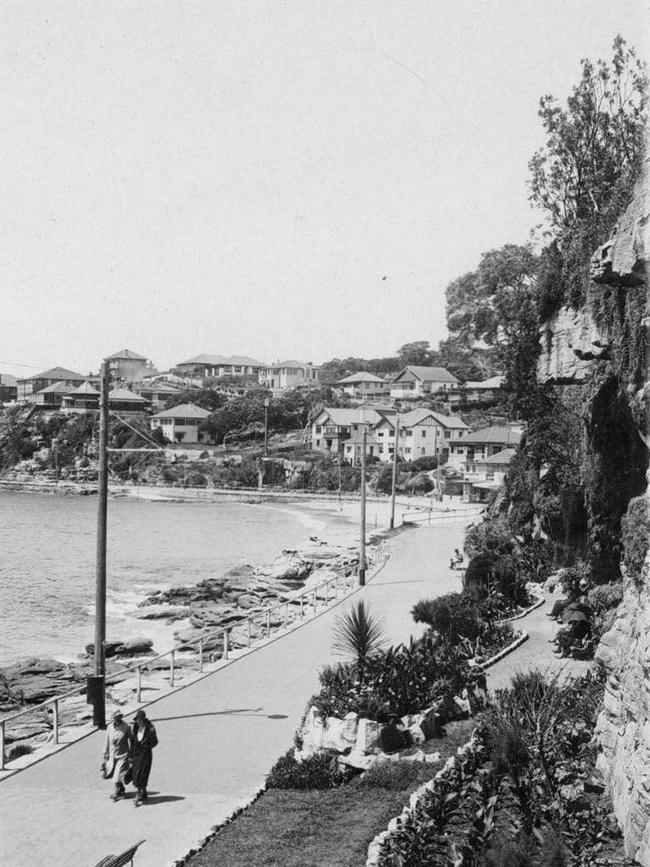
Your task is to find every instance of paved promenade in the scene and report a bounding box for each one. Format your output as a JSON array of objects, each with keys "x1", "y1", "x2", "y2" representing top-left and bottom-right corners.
[{"x1": 0, "y1": 520, "x2": 469, "y2": 867}]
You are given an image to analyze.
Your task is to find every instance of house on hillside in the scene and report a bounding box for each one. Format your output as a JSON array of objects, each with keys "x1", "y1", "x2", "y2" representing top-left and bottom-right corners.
[
  {"x1": 373, "y1": 409, "x2": 469, "y2": 463},
  {"x1": 17, "y1": 367, "x2": 85, "y2": 402},
  {"x1": 310, "y1": 407, "x2": 395, "y2": 456},
  {"x1": 174, "y1": 354, "x2": 266, "y2": 381},
  {"x1": 61, "y1": 382, "x2": 101, "y2": 413},
  {"x1": 106, "y1": 349, "x2": 156, "y2": 383},
  {"x1": 133, "y1": 380, "x2": 183, "y2": 410},
  {"x1": 450, "y1": 375, "x2": 504, "y2": 407},
  {"x1": 260, "y1": 361, "x2": 321, "y2": 392},
  {"x1": 336, "y1": 372, "x2": 389, "y2": 400},
  {"x1": 460, "y1": 447, "x2": 517, "y2": 503},
  {"x1": 150, "y1": 403, "x2": 211, "y2": 444},
  {"x1": 447, "y1": 424, "x2": 522, "y2": 471},
  {"x1": 33, "y1": 382, "x2": 75, "y2": 410},
  {"x1": 389, "y1": 366, "x2": 458, "y2": 400},
  {"x1": 108, "y1": 388, "x2": 149, "y2": 417},
  {"x1": 0, "y1": 374, "x2": 17, "y2": 404}
]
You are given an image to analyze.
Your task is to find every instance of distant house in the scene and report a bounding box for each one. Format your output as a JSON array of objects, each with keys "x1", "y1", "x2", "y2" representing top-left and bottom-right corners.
[
  {"x1": 260, "y1": 361, "x2": 322, "y2": 392},
  {"x1": 106, "y1": 349, "x2": 156, "y2": 383},
  {"x1": 33, "y1": 381, "x2": 75, "y2": 409},
  {"x1": 336, "y1": 372, "x2": 389, "y2": 400},
  {"x1": 373, "y1": 409, "x2": 469, "y2": 463},
  {"x1": 174, "y1": 354, "x2": 266, "y2": 381},
  {"x1": 108, "y1": 388, "x2": 149, "y2": 416},
  {"x1": 389, "y1": 366, "x2": 458, "y2": 400},
  {"x1": 0, "y1": 374, "x2": 17, "y2": 404},
  {"x1": 450, "y1": 375, "x2": 504, "y2": 407},
  {"x1": 311, "y1": 407, "x2": 395, "y2": 456},
  {"x1": 17, "y1": 366, "x2": 85, "y2": 402},
  {"x1": 150, "y1": 403, "x2": 211, "y2": 444},
  {"x1": 461, "y1": 447, "x2": 517, "y2": 503},
  {"x1": 447, "y1": 425, "x2": 522, "y2": 472},
  {"x1": 61, "y1": 382, "x2": 101, "y2": 413},
  {"x1": 133, "y1": 381, "x2": 183, "y2": 410}
]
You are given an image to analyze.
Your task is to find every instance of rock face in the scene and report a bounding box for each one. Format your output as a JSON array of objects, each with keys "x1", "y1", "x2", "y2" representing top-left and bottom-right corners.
[
  {"x1": 592, "y1": 164, "x2": 650, "y2": 865},
  {"x1": 537, "y1": 305, "x2": 605, "y2": 384}
]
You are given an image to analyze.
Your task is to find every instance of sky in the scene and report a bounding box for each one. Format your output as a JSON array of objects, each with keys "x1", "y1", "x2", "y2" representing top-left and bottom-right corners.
[{"x1": 1, "y1": 0, "x2": 648, "y2": 377}]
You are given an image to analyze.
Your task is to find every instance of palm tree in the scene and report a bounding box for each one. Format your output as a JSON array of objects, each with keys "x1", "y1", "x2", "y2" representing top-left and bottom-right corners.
[{"x1": 332, "y1": 600, "x2": 387, "y2": 686}]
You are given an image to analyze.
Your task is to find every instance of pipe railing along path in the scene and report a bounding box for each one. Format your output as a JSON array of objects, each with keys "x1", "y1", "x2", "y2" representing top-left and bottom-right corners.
[{"x1": 0, "y1": 541, "x2": 388, "y2": 772}]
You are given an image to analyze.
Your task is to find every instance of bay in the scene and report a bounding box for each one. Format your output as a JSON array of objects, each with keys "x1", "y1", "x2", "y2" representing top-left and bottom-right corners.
[{"x1": 0, "y1": 492, "x2": 327, "y2": 666}]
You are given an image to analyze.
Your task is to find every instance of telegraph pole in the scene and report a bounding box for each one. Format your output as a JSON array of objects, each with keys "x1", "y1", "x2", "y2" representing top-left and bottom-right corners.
[
  {"x1": 389, "y1": 413, "x2": 400, "y2": 529},
  {"x1": 264, "y1": 398, "x2": 269, "y2": 456},
  {"x1": 359, "y1": 427, "x2": 367, "y2": 586},
  {"x1": 93, "y1": 359, "x2": 109, "y2": 728}
]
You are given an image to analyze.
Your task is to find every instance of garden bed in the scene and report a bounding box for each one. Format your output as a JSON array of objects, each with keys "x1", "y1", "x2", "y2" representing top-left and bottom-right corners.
[{"x1": 184, "y1": 722, "x2": 475, "y2": 867}]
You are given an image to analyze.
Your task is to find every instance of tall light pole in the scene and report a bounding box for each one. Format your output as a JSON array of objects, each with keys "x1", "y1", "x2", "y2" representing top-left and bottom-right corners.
[
  {"x1": 92, "y1": 359, "x2": 109, "y2": 728},
  {"x1": 264, "y1": 398, "x2": 269, "y2": 457},
  {"x1": 359, "y1": 426, "x2": 367, "y2": 586},
  {"x1": 389, "y1": 413, "x2": 400, "y2": 529}
]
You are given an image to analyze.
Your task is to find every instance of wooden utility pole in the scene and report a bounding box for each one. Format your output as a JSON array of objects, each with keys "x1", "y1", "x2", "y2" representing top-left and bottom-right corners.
[
  {"x1": 389, "y1": 414, "x2": 400, "y2": 529},
  {"x1": 264, "y1": 398, "x2": 269, "y2": 456},
  {"x1": 93, "y1": 359, "x2": 109, "y2": 728},
  {"x1": 359, "y1": 427, "x2": 367, "y2": 586}
]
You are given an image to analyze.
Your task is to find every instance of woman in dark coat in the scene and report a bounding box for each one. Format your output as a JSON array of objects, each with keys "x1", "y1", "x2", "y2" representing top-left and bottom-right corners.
[{"x1": 131, "y1": 709, "x2": 158, "y2": 806}]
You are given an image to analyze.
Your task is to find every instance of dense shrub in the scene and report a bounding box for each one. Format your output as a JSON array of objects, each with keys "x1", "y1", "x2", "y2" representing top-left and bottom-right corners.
[
  {"x1": 586, "y1": 581, "x2": 624, "y2": 642},
  {"x1": 6, "y1": 743, "x2": 33, "y2": 762},
  {"x1": 556, "y1": 560, "x2": 591, "y2": 598},
  {"x1": 464, "y1": 518, "x2": 514, "y2": 560},
  {"x1": 621, "y1": 494, "x2": 650, "y2": 583},
  {"x1": 412, "y1": 593, "x2": 484, "y2": 642},
  {"x1": 312, "y1": 633, "x2": 483, "y2": 723},
  {"x1": 266, "y1": 748, "x2": 343, "y2": 790}
]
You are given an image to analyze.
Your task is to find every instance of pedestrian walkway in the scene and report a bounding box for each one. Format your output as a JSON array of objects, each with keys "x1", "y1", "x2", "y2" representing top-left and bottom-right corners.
[
  {"x1": 0, "y1": 520, "x2": 469, "y2": 867},
  {"x1": 486, "y1": 592, "x2": 591, "y2": 692}
]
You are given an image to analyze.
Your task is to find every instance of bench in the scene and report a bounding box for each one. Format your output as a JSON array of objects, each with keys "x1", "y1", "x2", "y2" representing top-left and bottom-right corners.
[{"x1": 93, "y1": 840, "x2": 146, "y2": 867}]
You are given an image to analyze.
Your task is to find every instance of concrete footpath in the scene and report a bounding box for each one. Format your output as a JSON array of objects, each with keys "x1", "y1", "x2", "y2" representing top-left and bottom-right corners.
[{"x1": 0, "y1": 520, "x2": 469, "y2": 867}]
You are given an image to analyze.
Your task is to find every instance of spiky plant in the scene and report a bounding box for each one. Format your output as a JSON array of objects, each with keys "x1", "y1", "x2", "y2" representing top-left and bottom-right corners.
[{"x1": 332, "y1": 600, "x2": 387, "y2": 686}]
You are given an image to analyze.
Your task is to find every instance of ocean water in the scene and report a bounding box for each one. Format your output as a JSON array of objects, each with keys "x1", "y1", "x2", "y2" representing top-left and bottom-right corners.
[{"x1": 0, "y1": 492, "x2": 328, "y2": 666}]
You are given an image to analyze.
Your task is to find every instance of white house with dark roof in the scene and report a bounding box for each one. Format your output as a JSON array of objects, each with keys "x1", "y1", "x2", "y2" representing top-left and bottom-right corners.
[
  {"x1": 61, "y1": 381, "x2": 101, "y2": 412},
  {"x1": 311, "y1": 406, "x2": 395, "y2": 456},
  {"x1": 336, "y1": 372, "x2": 389, "y2": 400},
  {"x1": 450, "y1": 375, "x2": 504, "y2": 407},
  {"x1": 447, "y1": 424, "x2": 522, "y2": 472},
  {"x1": 150, "y1": 403, "x2": 211, "y2": 444},
  {"x1": 260, "y1": 361, "x2": 322, "y2": 392},
  {"x1": 390, "y1": 365, "x2": 459, "y2": 400},
  {"x1": 0, "y1": 374, "x2": 18, "y2": 404},
  {"x1": 373, "y1": 408, "x2": 469, "y2": 463}
]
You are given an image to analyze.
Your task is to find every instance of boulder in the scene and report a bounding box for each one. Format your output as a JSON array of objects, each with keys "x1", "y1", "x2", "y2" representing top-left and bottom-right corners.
[
  {"x1": 356, "y1": 718, "x2": 382, "y2": 754},
  {"x1": 131, "y1": 605, "x2": 192, "y2": 621}
]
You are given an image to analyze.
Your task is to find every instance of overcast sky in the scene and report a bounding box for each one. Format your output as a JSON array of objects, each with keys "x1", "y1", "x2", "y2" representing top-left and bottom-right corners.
[{"x1": 1, "y1": 0, "x2": 647, "y2": 377}]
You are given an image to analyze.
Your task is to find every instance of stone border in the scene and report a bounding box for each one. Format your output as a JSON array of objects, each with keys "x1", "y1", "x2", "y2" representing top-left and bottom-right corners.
[
  {"x1": 477, "y1": 631, "x2": 529, "y2": 670},
  {"x1": 365, "y1": 734, "x2": 481, "y2": 866},
  {"x1": 499, "y1": 597, "x2": 544, "y2": 622},
  {"x1": 171, "y1": 786, "x2": 266, "y2": 867}
]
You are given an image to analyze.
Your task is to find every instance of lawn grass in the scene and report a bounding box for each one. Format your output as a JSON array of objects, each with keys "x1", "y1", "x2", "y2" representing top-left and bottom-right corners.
[{"x1": 187, "y1": 721, "x2": 475, "y2": 867}]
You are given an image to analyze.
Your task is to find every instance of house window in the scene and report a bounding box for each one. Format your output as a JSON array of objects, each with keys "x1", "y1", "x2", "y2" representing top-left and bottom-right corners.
[
  {"x1": 315, "y1": 425, "x2": 322, "y2": 434},
  {"x1": 420, "y1": 448, "x2": 426, "y2": 455},
  {"x1": 421, "y1": 430, "x2": 426, "y2": 437},
  {"x1": 378, "y1": 431, "x2": 384, "y2": 437},
  {"x1": 388, "y1": 430, "x2": 394, "y2": 437},
  {"x1": 405, "y1": 447, "x2": 412, "y2": 454},
  {"x1": 406, "y1": 430, "x2": 413, "y2": 437},
  {"x1": 315, "y1": 438, "x2": 321, "y2": 447}
]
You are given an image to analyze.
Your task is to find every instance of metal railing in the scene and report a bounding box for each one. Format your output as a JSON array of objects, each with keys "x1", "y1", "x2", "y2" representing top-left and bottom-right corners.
[
  {"x1": 401, "y1": 506, "x2": 485, "y2": 525},
  {"x1": 0, "y1": 542, "x2": 387, "y2": 771}
]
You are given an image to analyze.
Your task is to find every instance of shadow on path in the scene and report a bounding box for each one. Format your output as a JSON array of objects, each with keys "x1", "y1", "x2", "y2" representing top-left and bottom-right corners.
[{"x1": 152, "y1": 708, "x2": 289, "y2": 723}]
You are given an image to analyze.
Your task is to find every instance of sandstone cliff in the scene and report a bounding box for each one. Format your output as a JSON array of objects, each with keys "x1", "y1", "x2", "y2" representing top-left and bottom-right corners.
[{"x1": 590, "y1": 164, "x2": 650, "y2": 865}]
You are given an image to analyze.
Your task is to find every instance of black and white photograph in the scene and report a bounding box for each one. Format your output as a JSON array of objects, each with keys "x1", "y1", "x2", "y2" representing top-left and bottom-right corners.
[{"x1": 0, "y1": 1, "x2": 648, "y2": 865}]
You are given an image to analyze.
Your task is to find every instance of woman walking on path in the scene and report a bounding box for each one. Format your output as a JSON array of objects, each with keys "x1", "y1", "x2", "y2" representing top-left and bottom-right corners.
[
  {"x1": 103, "y1": 710, "x2": 132, "y2": 802},
  {"x1": 131, "y1": 709, "x2": 158, "y2": 807}
]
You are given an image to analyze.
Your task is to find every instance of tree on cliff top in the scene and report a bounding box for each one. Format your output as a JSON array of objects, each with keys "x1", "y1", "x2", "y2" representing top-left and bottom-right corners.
[{"x1": 529, "y1": 35, "x2": 647, "y2": 234}]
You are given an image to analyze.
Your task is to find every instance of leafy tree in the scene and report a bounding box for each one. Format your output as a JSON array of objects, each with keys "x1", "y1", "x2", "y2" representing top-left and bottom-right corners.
[
  {"x1": 529, "y1": 35, "x2": 647, "y2": 232},
  {"x1": 397, "y1": 340, "x2": 439, "y2": 367},
  {"x1": 164, "y1": 388, "x2": 226, "y2": 412}
]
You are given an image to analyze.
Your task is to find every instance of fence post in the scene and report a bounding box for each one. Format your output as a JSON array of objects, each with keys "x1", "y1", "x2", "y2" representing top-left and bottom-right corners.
[
  {"x1": 247, "y1": 618, "x2": 251, "y2": 647},
  {"x1": 170, "y1": 650, "x2": 175, "y2": 687},
  {"x1": 300, "y1": 594, "x2": 304, "y2": 618},
  {"x1": 283, "y1": 602, "x2": 288, "y2": 627},
  {"x1": 324, "y1": 581, "x2": 329, "y2": 604},
  {"x1": 223, "y1": 629, "x2": 229, "y2": 661},
  {"x1": 0, "y1": 721, "x2": 5, "y2": 770},
  {"x1": 198, "y1": 638, "x2": 204, "y2": 673},
  {"x1": 136, "y1": 665, "x2": 142, "y2": 703},
  {"x1": 52, "y1": 699, "x2": 59, "y2": 746},
  {"x1": 266, "y1": 610, "x2": 271, "y2": 638},
  {"x1": 312, "y1": 589, "x2": 317, "y2": 611}
]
